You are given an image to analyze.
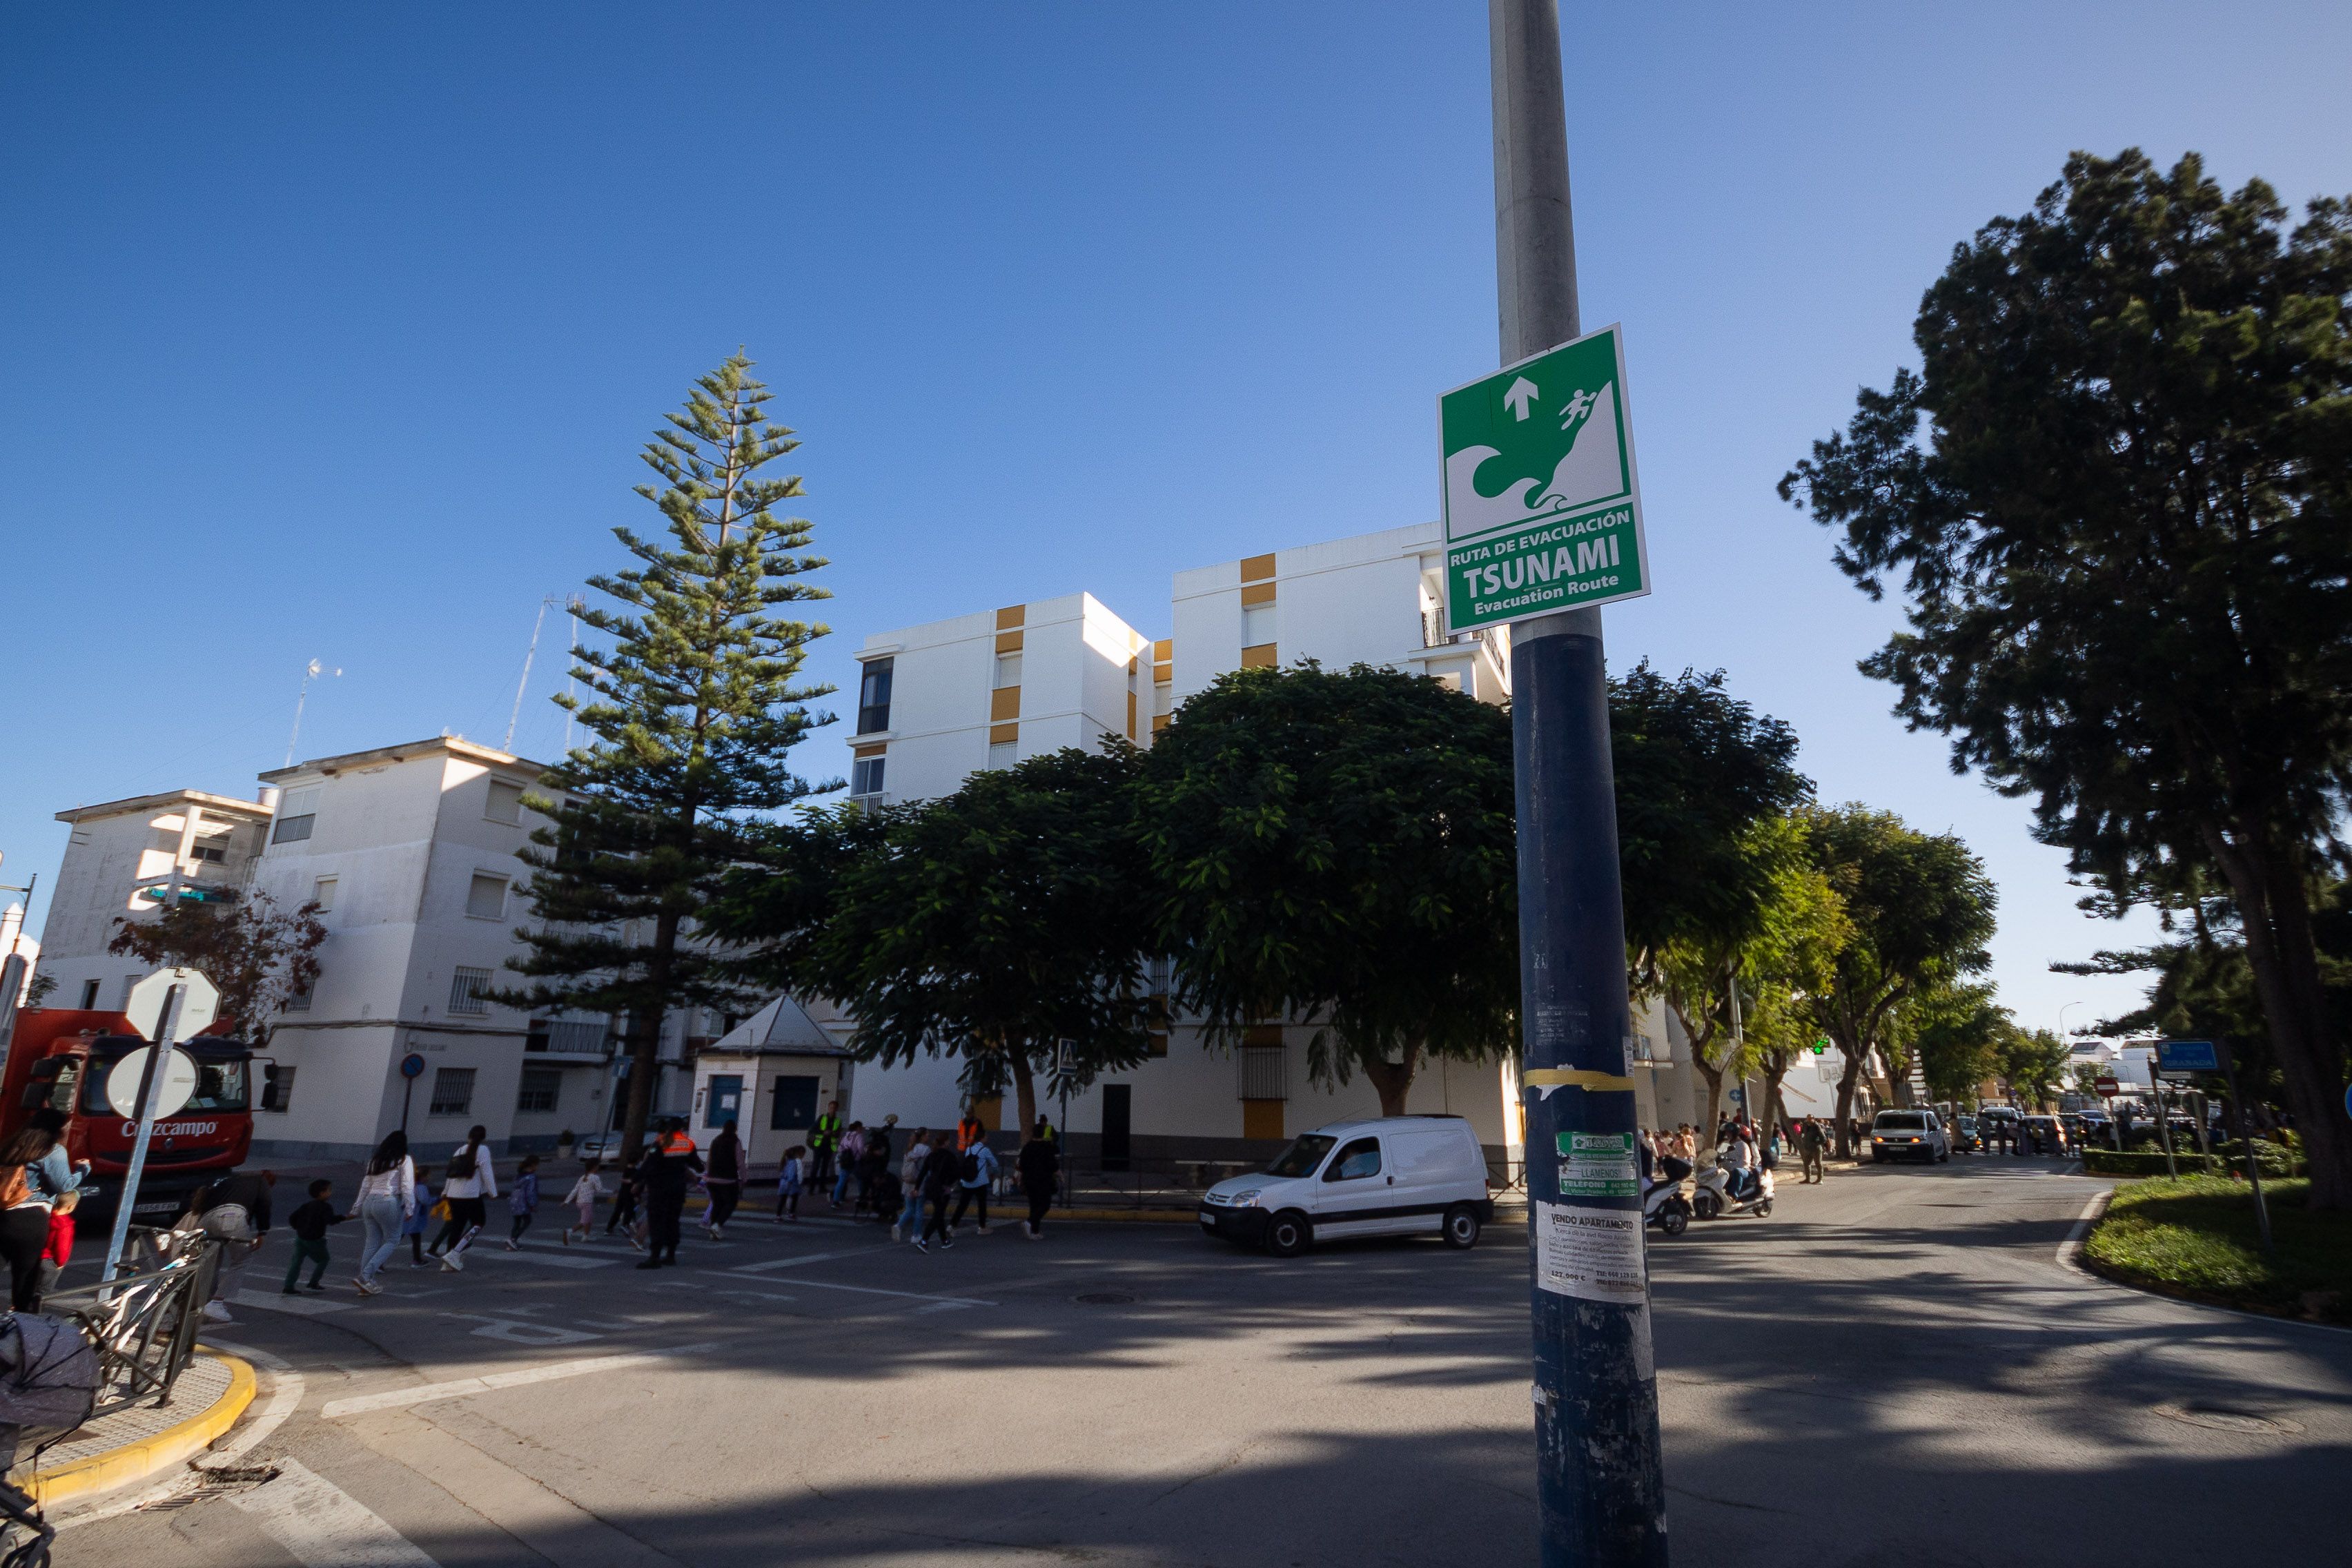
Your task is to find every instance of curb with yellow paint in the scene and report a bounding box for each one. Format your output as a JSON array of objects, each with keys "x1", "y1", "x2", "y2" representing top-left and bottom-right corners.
[{"x1": 21, "y1": 1352, "x2": 257, "y2": 1507}]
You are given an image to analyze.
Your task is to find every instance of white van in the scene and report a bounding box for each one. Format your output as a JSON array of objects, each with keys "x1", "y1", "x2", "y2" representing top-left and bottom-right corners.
[{"x1": 1197, "y1": 1115, "x2": 1496, "y2": 1257}]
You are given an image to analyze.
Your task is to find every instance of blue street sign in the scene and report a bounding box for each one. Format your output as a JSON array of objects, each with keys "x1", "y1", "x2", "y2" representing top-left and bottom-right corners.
[
  {"x1": 2157, "y1": 1039, "x2": 2221, "y2": 1073},
  {"x1": 400, "y1": 1052, "x2": 427, "y2": 1079}
]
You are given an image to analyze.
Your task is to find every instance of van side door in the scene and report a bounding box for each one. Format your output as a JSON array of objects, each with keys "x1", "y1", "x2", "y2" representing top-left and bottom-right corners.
[{"x1": 1309, "y1": 1136, "x2": 1392, "y2": 1237}]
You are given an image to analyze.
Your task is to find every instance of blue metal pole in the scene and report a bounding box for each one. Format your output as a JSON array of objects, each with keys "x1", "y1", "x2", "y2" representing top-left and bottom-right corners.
[{"x1": 1491, "y1": 2, "x2": 1669, "y2": 1561}]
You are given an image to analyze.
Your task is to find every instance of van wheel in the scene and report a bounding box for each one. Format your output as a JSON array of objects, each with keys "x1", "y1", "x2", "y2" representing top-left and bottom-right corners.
[
  {"x1": 1441, "y1": 1204, "x2": 1482, "y2": 1249},
  {"x1": 1264, "y1": 1211, "x2": 1311, "y2": 1258},
  {"x1": 1937, "y1": 1149, "x2": 1950, "y2": 1163},
  {"x1": 1692, "y1": 1189, "x2": 1722, "y2": 1221}
]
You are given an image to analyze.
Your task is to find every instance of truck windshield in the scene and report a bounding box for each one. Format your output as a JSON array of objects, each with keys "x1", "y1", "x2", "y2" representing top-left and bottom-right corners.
[
  {"x1": 1267, "y1": 1134, "x2": 1337, "y2": 1179},
  {"x1": 81, "y1": 1057, "x2": 250, "y2": 1116}
]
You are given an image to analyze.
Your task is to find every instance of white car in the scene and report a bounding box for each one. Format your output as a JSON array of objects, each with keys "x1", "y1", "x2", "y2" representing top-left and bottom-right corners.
[
  {"x1": 1197, "y1": 1115, "x2": 1495, "y2": 1257},
  {"x1": 1870, "y1": 1110, "x2": 1951, "y2": 1164}
]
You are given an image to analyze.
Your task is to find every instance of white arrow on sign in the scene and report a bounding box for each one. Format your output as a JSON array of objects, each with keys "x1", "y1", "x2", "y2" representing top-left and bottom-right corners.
[
  {"x1": 1503, "y1": 376, "x2": 1539, "y2": 421},
  {"x1": 124, "y1": 967, "x2": 221, "y2": 1041}
]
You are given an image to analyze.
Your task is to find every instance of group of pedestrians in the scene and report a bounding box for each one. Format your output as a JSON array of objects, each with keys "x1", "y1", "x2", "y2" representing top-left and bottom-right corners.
[
  {"x1": 0, "y1": 1108, "x2": 86, "y2": 1313},
  {"x1": 143, "y1": 1103, "x2": 1070, "y2": 1312}
]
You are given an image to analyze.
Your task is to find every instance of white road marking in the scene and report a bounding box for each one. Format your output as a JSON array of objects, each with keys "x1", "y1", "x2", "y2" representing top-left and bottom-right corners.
[
  {"x1": 322, "y1": 1342, "x2": 723, "y2": 1418},
  {"x1": 700, "y1": 1268, "x2": 992, "y2": 1307},
  {"x1": 55, "y1": 1337, "x2": 309, "y2": 1529},
  {"x1": 233, "y1": 1288, "x2": 357, "y2": 1315},
  {"x1": 2055, "y1": 1188, "x2": 2113, "y2": 1276},
  {"x1": 435, "y1": 1246, "x2": 616, "y2": 1271},
  {"x1": 449, "y1": 1313, "x2": 605, "y2": 1346},
  {"x1": 731, "y1": 1248, "x2": 865, "y2": 1272},
  {"x1": 229, "y1": 1458, "x2": 440, "y2": 1566}
]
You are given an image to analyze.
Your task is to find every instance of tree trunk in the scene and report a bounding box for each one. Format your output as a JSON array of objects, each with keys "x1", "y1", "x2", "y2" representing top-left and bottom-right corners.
[
  {"x1": 1761, "y1": 1056, "x2": 1791, "y2": 1153},
  {"x1": 1008, "y1": 1048, "x2": 1039, "y2": 1142},
  {"x1": 1832, "y1": 1052, "x2": 1863, "y2": 1161},
  {"x1": 620, "y1": 908, "x2": 681, "y2": 1166},
  {"x1": 1360, "y1": 1040, "x2": 1422, "y2": 1117},
  {"x1": 1692, "y1": 1058, "x2": 1724, "y2": 1144},
  {"x1": 2202, "y1": 825, "x2": 2352, "y2": 1208}
]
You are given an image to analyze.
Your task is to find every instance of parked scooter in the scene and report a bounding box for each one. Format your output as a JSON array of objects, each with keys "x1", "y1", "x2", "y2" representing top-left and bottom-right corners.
[
  {"x1": 1645, "y1": 1156, "x2": 1694, "y2": 1237},
  {"x1": 1692, "y1": 1157, "x2": 1774, "y2": 1220}
]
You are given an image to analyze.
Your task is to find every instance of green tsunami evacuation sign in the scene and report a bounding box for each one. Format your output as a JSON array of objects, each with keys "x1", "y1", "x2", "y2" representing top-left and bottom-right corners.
[{"x1": 1438, "y1": 323, "x2": 1650, "y2": 632}]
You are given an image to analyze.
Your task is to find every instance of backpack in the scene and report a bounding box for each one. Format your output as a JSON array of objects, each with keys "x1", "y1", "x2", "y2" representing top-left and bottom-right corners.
[{"x1": 957, "y1": 1148, "x2": 982, "y2": 1183}]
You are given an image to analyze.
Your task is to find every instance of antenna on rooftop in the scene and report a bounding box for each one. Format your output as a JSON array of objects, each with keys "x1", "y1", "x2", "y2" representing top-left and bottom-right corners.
[
  {"x1": 508, "y1": 594, "x2": 567, "y2": 752},
  {"x1": 285, "y1": 658, "x2": 342, "y2": 767}
]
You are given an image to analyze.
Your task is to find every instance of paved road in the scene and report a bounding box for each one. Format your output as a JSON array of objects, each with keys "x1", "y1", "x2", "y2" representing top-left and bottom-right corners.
[{"x1": 53, "y1": 1159, "x2": 2352, "y2": 1567}]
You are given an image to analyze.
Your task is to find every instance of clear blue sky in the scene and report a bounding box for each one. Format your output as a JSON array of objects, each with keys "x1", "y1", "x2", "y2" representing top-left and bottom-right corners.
[{"x1": 6, "y1": 3, "x2": 2348, "y2": 1035}]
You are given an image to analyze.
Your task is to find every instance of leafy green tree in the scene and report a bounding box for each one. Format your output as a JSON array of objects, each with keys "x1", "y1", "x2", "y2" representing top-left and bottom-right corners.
[
  {"x1": 1653, "y1": 814, "x2": 1846, "y2": 1142},
  {"x1": 710, "y1": 747, "x2": 1154, "y2": 1138},
  {"x1": 1137, "y1": 663, "x2": 1517, "y2": 1116},
  {"x1": 1800, "y1": 806, "x2": 1997, "y2": 1155},
  {"x1": 1902, "y1": 978, "x2": 2010, "y2": 1107},
  {"x1": 504, "y1": 352, "x2": 832, "y2": 1162},
  {"x1": 1779, "y1": 149, "x2": 2352, "y2": 1204},
  {"x1": 1997, "y1": 1026, "x2": 2072, "y2": 1112},
  {"x1": 106, "y1": 890, "x2": 325, "y2": 1046}
]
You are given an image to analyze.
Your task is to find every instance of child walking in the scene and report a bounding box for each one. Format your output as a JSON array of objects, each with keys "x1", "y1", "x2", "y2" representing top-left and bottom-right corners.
[
  {"x1": 775, "y1": 1146, "x2": 805, "y2": 1222},
  {"x1": 403, "y1": 1165, "x2": 438, "y2": 1266},
  {"x1": 503, "y1": 1155, "x2": 540, "y2": 1251},
  {"x1": 284, "y1": 1178, "x2": 351, "y2": 1294},
  {"x1": 606, "y1": 1164, "x2": 644, "y2": 1251},
  {"x1": 560, "y1": 1161, "x2": 606, "y2": 1246},
  {"x1": 35, "y1": 1189, "x2": 79, "y2": 1308}
]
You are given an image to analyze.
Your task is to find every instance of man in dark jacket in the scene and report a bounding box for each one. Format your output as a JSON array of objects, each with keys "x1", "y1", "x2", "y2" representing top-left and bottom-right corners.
[
  {"x1": 1017, "y1": 1122, "x2": 1061, "y2": 1240},
  {"x1": 913, "y1": 1132, "x2": 959, "y2": 1253},
  {"x1": 634, "y1": 1122, "x2": 703, "y2": 1270}
]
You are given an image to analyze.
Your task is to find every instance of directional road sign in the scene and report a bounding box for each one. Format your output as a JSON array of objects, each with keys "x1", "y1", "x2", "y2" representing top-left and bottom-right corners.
[
  {"x1": 2094, "y1": 1075, "x2": 2120, "y2": 1096},
  {"x1": 1440, "y1": 322, "x2": 1649, "y2": 634},
  {"x1": 2156, "y1": 1039, "x2": 2222, "y2": 1074},
  {"x1": 123, "y1": 966, "x2": 220, "y2": 1041}
]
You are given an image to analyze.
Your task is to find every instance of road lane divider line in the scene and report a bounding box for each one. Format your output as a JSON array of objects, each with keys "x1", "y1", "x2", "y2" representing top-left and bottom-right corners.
[
  {"x1": 730, "y1": 1249, "x2": 868, "y2": 1272},
  {"x1": 703, "y1": 1268, "x2": 993, "y2": 1307},
  {"x1": 231, "y1": 1458, "x2": 440, "y2": 1565},
  {"x1": 231, "y1": 1288, "x2": 357, "y2": 1315},
  {"x1": 322, "y1": 1342, "x2": 723, "y2": 1418}
]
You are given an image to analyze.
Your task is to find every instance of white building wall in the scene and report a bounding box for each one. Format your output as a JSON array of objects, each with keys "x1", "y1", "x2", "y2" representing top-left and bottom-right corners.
[
  {"x1": 36, "y1": 791, "x2": 273, "y2": 1013},
  {"x1": 246, "y1": 738, "x2": 618, "y2": 1162}
]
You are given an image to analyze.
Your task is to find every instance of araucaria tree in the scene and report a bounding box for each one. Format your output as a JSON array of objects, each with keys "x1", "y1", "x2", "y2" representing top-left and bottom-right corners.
[
  {"x1": 107, "y1": 891, "x2": 326, "y2": 1045},
  {"x1": 1781, "y1": 150, "x2": 2352, "y2": 1203},
  {"x1": 1137, "y1": 664, "x2": 1518, "y2": 1116},
  {"x1": 1799, "y1": 807, "x2": 1997, "y2": 1157},
  {"x1": 710, "y1": 747, "x2": 1155, "y2": 1139},
  {"x1": 507, "y1": 351, "x2": 832, "y2": 1163}
]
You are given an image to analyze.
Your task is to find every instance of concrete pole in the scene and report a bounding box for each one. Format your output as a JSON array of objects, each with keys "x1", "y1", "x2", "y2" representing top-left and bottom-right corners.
[{"x1": 1491, "y1": 3, "x2": 1669, "y2": 1562}]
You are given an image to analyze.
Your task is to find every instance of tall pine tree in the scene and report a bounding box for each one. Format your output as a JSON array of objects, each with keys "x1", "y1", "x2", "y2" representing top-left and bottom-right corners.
[{"x1": 506, "y1": 351, "x2": 832, "y2": 1162}]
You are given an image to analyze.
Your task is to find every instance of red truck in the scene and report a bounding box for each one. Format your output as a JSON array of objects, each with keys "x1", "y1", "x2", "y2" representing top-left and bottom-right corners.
[{"x1": 0, "y1": 1009, "x2": 257, "y2": 1227}]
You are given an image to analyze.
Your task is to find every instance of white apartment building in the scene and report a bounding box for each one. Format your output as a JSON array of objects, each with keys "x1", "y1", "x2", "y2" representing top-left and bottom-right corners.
[
  {"x1": 238, "y1": 734, "x2": 725, "y2": 1162},
  {"x1": 39, "y1": 790, "x2": 277, "y2": 1013},
  {"x1": 823, "y1": 522, "x2": 1694, "y2": 1170}
]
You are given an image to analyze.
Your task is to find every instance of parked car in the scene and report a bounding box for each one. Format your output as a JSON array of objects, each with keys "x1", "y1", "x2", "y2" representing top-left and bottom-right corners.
[
  {"x1": 1950, "y1": 1115, "x2": 1982, "y2": 1153},
  {"x1": 1198, "y1": 1115, "x2": 1495, "y2": 1257},
  {"x1": 1869, "y1": 1109, "x2": 1950, "y2": 1163},
  {"x1": 578, "y1": 1131, "x2": 629, "y2": 1163}
]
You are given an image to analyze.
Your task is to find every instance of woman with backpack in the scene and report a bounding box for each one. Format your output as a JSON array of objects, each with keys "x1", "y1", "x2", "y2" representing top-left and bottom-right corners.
[
  {"x1": 431, "y1": 1125, "x2": 497, "y2": 1271},
  {"x1": 913, "y1": 1130, "x2": 960, "y2": 1253},
  {"x1": 0, "y1": 1120, "x2": 66, "y2": 1311}
]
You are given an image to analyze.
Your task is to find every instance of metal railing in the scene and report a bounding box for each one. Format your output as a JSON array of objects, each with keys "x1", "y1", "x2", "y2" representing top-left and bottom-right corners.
[{"x1": 43, "y1": 1228, "x2": 218, "y2": 1418}]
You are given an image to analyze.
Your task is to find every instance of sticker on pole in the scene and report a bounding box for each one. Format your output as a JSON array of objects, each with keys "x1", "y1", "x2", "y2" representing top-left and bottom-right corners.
[
  {"x1": 1533, "y1": 1201, "x2": 1647, "y2": 1303},
  {"x1": 1555, "y1": 1132, "x2": 1639, "y2": 1199},
  {"x1": 1439, "y1": 322, "x2": 1649, "y2": 633}
]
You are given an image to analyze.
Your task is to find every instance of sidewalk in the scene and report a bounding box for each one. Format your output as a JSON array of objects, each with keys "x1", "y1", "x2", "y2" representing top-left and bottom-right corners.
[{"x1": 12, "y1": 1350, "x2": 256, "y2": 1507}]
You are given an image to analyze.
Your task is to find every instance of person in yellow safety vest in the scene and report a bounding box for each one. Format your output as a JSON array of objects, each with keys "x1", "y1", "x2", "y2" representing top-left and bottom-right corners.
[
  {"x1": 810, "y1": 1103, "x2": 843, "y2": 1191},
  {"x1": 956, "y1": 1110, "x2": 985, "y2": 1152}
]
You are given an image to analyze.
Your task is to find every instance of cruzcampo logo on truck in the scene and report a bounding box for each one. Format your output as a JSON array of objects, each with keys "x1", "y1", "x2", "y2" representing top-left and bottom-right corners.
[{"x1": 1438, "y1": 323, "x2": 1651, "y2": 633}]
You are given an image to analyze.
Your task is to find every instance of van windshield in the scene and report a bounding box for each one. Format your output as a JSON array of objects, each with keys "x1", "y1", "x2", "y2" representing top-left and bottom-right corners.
[
  {"x1": 1267, "y1": 1135, "x2": 1337, "y2": 1179},
  {"x1": 80, "y1": 1056, "x2": 250, "y2": 1116},
  {"x1": 1874, "y1": 1113, "x2": 1928, "y2": 1130}
]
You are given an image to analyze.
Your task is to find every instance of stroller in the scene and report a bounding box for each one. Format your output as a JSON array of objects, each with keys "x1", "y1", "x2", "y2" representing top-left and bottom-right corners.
[{"x1": 0, "y1": 1313, "x2": 103, "y2": 1568}]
